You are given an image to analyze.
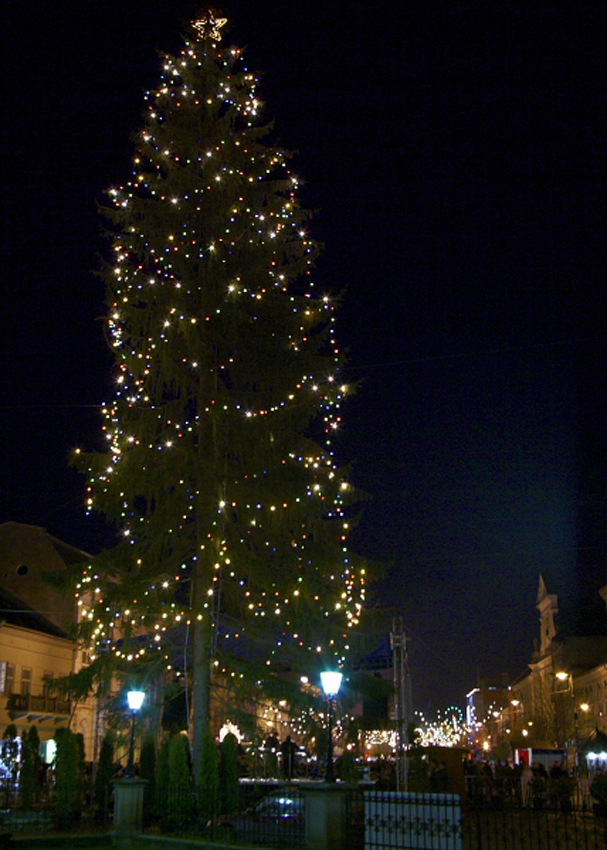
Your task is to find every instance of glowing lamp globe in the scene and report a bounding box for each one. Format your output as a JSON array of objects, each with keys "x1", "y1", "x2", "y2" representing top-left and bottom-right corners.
[
  {"x1": 320, "y1": 671, "x2": 342, "y2": 698},
  {"x1": 127, "y1": 690, "x2": 145, "y2": 711}
]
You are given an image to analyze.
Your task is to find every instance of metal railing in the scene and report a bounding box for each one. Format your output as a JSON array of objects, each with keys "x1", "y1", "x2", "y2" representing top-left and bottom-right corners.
[
  {"x1": 348, "y1": 786, "x2": 607, "y2": 850},
  {"x1": 1, "y1": 771, "x2": 604, "y2": 848},
  {"x1": 5, "y1": 693, "x2": 70, "y2": 716},
  {"x1": 147, "y1": 781, "x2": 305, "y2": 845},
  {"x1": 0, "y1": 775, "x2": 92, "y2": 834}
]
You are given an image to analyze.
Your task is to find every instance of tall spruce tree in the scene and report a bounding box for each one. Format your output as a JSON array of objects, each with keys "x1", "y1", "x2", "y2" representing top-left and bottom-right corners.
[{"x1": 73, "y1": 11, "x2": 369, "y2": 784}]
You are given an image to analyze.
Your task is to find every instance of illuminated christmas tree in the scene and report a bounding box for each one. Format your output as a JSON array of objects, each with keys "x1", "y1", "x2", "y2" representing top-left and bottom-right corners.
[{"x1": 73, "y1": 11, "x2": 369, "y2": 781}]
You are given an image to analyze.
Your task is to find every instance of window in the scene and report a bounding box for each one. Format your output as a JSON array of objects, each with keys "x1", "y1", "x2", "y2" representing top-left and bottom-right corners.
[
  {"x1": 0, "y1": 663, "x2": 16, "y2": 695},
  {"x1": 21, "y1": 667, "x2": 32, "y2": 696},
  {"x1": 42, "y1": 671, "x2": 51, "y2": 695}
]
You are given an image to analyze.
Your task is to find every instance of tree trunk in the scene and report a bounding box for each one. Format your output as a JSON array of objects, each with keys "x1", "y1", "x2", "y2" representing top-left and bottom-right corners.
[{"x1": 191, "y1": 580, "x2": 212, "y2": 787}]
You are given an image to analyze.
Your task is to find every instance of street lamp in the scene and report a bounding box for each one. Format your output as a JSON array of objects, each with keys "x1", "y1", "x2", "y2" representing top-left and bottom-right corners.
[
  {"x1": 554, "y1": 671, "x2": 578, "y2": 766},
  {"x1": 320, "y1": 671, "x2": 342, "y2": 783},
  {"x1": 126, "y1": 690, "x2": 145, "y2": 778},
  {"x1": 510, "y1": 698, "x2": 523, "y2": 733}
]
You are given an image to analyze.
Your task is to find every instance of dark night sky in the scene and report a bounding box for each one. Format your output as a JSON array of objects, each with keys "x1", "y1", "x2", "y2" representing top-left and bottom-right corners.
[{"x1": 2, "y1": 1, "x2": 606, "y2": 711}]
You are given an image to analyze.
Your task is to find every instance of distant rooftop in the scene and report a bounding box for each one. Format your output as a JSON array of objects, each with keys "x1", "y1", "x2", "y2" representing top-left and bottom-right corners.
[{"x1": 0, "y1": 585, "x2": 69, "y2": 639}]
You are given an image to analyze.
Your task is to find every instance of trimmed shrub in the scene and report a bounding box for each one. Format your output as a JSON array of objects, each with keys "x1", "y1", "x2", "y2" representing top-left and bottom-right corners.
[
  {"x1": 94, "y1": 734, "x2": 114, "y2": 822},
  {"x1": 198, "y1": 726, "x2": 219, "y2": 824},
  {"x1": 19, "y1": 734, "x2": 35, "y2": 809},
  {"x1": 55, "y1": 729, "x2": 80, "y2": 827},
  {"x1": 155, "y1": 736, "x2": 170, "y2": 824},
  {"x1": 140, "y1": 734, "x2": 157, "y2": 824},
  {"x1": 219, "y1": 733, "x2": 239, "y2": 814},
  {"x1": 159, "y1": 734, "x2": 194, "y2": 830}
]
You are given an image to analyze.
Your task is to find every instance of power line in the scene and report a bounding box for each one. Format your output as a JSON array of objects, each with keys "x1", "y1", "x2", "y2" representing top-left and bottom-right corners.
[{"x1": 349, "y1": 335, "x2": 607, "y2": 374}]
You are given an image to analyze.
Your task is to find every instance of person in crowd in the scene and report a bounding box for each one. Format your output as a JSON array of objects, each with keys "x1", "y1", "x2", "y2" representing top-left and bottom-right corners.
[
  {"x1": 521, "y1": 761, "x2": 533, "y2": 807},
  {"x1": 280, "y1": 735, "x2": 297, "y2": 780}
]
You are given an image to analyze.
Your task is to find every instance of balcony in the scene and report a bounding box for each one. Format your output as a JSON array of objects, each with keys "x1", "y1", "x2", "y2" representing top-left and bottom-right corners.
[{"x1": 6, "y1": 693, "x2": 70, "y2": 722}]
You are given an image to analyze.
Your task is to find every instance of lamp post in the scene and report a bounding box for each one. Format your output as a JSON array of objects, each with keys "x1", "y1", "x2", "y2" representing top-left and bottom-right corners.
[
  {"x1": 555, "y1": 671, "x2": 576, "y2": 767},
  {"x1": 320, "y1": 671, "x2": 342, "y2": 783},
  {"x1": 510, "y1": 697, "x2": 523, "y2": 737},
  {"x1": 126, "y1": 690, "x2": 145, "y2": 778}
]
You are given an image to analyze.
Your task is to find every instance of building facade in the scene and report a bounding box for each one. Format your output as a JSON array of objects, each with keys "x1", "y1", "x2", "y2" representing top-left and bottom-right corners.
[
  {"x1": 500, "y1": 575, "x2": 607, "y2": 764},
  {"x1": 0, "y1": 522, "x2": 96, "y2": 760}
]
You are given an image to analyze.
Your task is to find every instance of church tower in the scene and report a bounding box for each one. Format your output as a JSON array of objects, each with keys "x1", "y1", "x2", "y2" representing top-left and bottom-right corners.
[{"x1": 536, "y1": 574, "x2": 559, "y2": 656}]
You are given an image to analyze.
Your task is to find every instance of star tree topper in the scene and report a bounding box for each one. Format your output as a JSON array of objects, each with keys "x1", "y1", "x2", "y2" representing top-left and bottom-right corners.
[{"x1": 192, "y1": 10, "x2": 228, "y2": 41}]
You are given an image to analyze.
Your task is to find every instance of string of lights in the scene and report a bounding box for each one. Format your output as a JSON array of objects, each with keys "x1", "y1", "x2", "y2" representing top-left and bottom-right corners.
[{"x1": 70, "y1": 16, "x2": 370, "y2": 730}]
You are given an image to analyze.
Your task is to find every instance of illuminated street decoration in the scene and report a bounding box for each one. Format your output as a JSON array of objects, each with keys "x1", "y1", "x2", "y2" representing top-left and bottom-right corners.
[
  {"x1": 192, "y1": 11, "x2": 227, "y2": 42},
  {"x1": 70, "y1": 12, "x2": 369, "y2": 782}
]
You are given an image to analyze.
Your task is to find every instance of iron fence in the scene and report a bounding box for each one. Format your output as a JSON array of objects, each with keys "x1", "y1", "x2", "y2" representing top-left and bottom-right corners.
[
  {"x1": 356, "y1": 791, "x2": 463, "y2": 850},
  {"x1": 2, "y1": 772, "x2": 605, "y2": 849},
  {"x1": 0, "y1": 775, "x2": 97, "y2": 834},
  {"x1": 145, "y1": 781, "x2": 607, "y2": 849},
  {"x1": 147, "y1": 781, "x2": 305, "y2": 846},
  {"x1": 0, "y1": 806, "x2": 55, "y2": 834},
  {"x1": 350, "y1": 787, "x2": 607, "y2": 850}
]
